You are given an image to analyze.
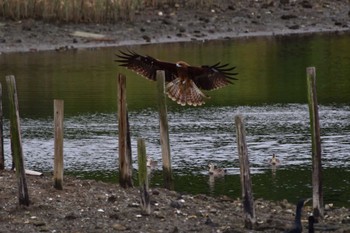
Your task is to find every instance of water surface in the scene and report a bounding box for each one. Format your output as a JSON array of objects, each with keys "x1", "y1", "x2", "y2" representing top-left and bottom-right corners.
[{"x1": 1, "y1": 33, "x2": 350, "y2": 206}]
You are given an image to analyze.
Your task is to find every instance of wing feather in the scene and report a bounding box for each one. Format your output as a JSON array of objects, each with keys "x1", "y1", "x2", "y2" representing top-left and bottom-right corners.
[
  {"x1": 188, "y1": 63, "x2": 238, "y2": 90},
  {"x1": 115, "y1": 50, "x2": 178, "y2": 82}
]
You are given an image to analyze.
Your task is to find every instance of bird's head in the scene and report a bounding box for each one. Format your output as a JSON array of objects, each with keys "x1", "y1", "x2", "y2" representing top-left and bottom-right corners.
[
  {"x1": 296, "y1": 198, "x2": 311, "y2": 209},
  {"x1": 176, "y1": 61, "x2": 190, "y2": 68},
  {"x1": 303, "y1": 198, "x2": 312, "y2": 206}
]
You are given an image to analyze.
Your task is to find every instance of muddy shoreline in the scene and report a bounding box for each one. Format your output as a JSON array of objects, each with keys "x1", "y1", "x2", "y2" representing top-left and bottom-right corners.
[
  {"x1": 0, "y1": 0, "x2": 349, "y2": 53},
  {"x1": 1, "y1": 170, "x2": 350, "y2": 233}
]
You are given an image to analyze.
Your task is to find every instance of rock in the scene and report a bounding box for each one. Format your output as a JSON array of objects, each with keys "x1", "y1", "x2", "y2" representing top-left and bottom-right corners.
[
  {"x1": 154, "y1": 211, "x2": 165, "y2": 219},
  {"x1": 281, "y1": 14, "x2": 297, "y2": 20},
  {"x1": 288, "y1": 24, "x2": 300, "y2": 30},
  {"x1": 152, "y1": 189, "x2": 160, "y2": 195},
  {"x1": 205, "y1": 216, "x2": 219, "y2": 227},
  {"x1": 109, "y1": 213, "x2": 119, "y2": 219},
  {"x1": 112, "y1": 223, "x2": 128, "y2": 231},
  {"x1": 162, "y1": 19, "x2": 172, "y2": 25},
  {"x1": 178, "y1": 26, "x2": 186, "y2": 33},
  {"x1": 128, "y1": 202, "x2": 139, "y2": 208},
  {"x1": 65, "y1": 212, "x2": 78, "y2": 220},
  {"x1": 262, "y1": 0, "x2": 275, "y2": 8},
  {"x1": 198, "y1": 17, "x2": 210, "y2": 23},
  {"x1": 227, "y1": 5, "x2": 235, "y2": 11},
  {"x1": 107, "y1": 195, "x2": 117, "y2": 203},
  {"x1": 171, "y1": 226, "x2": 179, "y2": 233},
  {"x1": 170, "y1": 200, "x2": 183, "y2": 209},
  {"x1": 300, "y1": 0, "x2": 312, "y2": 8},
  {"x1": 280, "y1": 0, "x2": 290, "y2": 4},
  {"x1": 334, "y1": 21, "x2": 343, "y2": 26},
  {"x1": 342, "y1": 216, "x2": 350, "y2": 224},
  {"x1": 32, "y1": 220, "x2": 46, "y2": 227},
  {"x1": 142, "y1": 35, "x2": 151, "y2": 42},
  {"x1": 22, "y1": 19, "x2": 34, "y2": 31}
]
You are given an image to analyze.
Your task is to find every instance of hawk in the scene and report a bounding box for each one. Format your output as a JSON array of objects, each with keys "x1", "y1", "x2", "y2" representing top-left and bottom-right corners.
[{"x1": 116, "y1": 50, "x2": 238, "y2": 106}]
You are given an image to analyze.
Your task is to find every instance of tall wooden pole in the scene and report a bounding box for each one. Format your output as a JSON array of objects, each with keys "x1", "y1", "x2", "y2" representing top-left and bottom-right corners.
[
  {"x1": 306, "y1": 67, "x2": 323, "y2": 220},
  {"x1": 0, "y1": 83, "x2": 4, "y2": 170},
  {"x1": 137, "y1": 138, "x2": 151, "y2": 215},
  {"x1": 117, "y1": 73, "x2": 133, "y2": 188},
  {"x1": 6, "y1": 75, "x2": 30, "y2": 206},
  {"x1": 54, "y1": 99, "x2": 64, "y2": 190},
  {"x1": 235, "y1": 114, "x2": 256, "y2": 229},
  {"x1": 156, "y1": 70, "x2": 173, "y2": 190}
]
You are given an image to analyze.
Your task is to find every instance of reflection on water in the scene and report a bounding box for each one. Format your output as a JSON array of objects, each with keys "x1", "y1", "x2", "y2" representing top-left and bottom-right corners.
[{"x1": 1, "y1": 33, "x2": 350, "y2": 207}]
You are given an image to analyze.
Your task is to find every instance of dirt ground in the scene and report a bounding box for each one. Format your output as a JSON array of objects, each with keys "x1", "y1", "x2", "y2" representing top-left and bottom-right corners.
[
  {"x1": 1, "y1": 1, "x2": 350, "y2": 232},
  {"x1": 1, "y1": 170, "x2": 350, "y2": 233},
  {"x1": 0, "y1": 0, "x2": 349, "y2": 53}
]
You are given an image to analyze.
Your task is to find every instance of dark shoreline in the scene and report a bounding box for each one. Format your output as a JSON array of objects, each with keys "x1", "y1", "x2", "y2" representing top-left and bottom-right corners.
[{"x1": 1, "y1": 0, "x2": 349, "y2": 53}]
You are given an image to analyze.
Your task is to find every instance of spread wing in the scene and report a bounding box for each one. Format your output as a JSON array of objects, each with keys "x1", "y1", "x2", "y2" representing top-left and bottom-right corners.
[
  {"x1": 188, "y1": 63, "x2": 238, "y2": 90},
  {"x1": 115, "y1": 50, "x2": 178, "y2": 82}
]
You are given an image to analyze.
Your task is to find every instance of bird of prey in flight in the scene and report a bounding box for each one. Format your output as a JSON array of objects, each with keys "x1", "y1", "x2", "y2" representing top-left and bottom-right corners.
[{"x1": 116, "y1": 50, "x2": 238, "y2": 106}]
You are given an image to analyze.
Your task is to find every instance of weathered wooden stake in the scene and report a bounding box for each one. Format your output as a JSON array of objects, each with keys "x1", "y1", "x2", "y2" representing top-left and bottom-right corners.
[
  {"x1": 235, "y1": 114, "x2": 256, "y2": 229},
  {"x1": 137, "y1": 138, "x2": 151, "y2": 215},
  {"x1": 6, "y1": 75, "x2": 30, "y2": 206},
  {"x1": 306, "y1": 67, "x2": 323, "y2": 220},
  {"x1": 118, "y1": 73, "x2": 133, "y2": 188},
  {"x1": 0, "y1": 83, "x2": 4, "y2": 170},
  {"x1": 54, "y1": 99, "x2": 64, "y2": 190},
  {"x1": 156, "y1": 70, "x2": 174, "y2": 190}
]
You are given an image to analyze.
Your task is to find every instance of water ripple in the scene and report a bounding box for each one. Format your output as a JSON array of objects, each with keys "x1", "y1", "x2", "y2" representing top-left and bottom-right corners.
[{"x1": 3, "y1": 104, "x2": 350, "y2": 173}]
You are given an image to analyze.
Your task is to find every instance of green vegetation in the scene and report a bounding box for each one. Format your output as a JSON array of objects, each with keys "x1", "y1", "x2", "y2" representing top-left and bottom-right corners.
[{"x1": 0, "y1": 0, "x2": 211, "y2": 22}]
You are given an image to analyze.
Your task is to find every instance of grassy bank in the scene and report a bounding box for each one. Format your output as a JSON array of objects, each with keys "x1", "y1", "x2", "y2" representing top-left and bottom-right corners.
[{"x1": 0, "y1": 0, "x2": 212, "y2": 22}]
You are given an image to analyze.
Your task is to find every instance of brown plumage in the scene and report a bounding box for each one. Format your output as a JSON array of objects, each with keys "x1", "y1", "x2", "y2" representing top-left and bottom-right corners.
[{"x1": 116, "y1": 50, "x2": 238, "y2": 106}]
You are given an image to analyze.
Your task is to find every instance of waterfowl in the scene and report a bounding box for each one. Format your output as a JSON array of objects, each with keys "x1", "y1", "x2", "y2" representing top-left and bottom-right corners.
[
  {"x1": 208, "y1": 163, "x2": 227, "y2": 176},
  {"x1": 269, "y1": 154, "x2": 281, "y2": 166},
  {"x1": 146, "y1": 156, "x2": 158, "y2": 170},
  {"x1": 285, "y1": 198, "x2": 311, "y2": 233},
  {"x1": 116, "y1": 50, "x2": 238, "y2": 106}
]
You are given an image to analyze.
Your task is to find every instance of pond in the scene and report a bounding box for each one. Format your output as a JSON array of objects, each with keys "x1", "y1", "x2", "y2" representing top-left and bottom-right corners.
[{"x1": 1, "y1": 32, "x2": 350, "y2": 207}]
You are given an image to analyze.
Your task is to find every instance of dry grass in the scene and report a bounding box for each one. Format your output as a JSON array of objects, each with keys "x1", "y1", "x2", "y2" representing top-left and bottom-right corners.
[{"x1": 0, "y1": 0, "x2": 213, "y2": 23}]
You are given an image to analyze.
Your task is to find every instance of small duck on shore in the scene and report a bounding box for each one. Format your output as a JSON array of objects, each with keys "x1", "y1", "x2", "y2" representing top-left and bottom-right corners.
[
  {"x1": 269, "y1": 154, "x2": 280, "y2": 166},
  {"x1": 147, "y1": 156, "x2": 158, "y2": 170},
  {"x1": 208, "y1": 163, "x2": 227, "y2": 176}
]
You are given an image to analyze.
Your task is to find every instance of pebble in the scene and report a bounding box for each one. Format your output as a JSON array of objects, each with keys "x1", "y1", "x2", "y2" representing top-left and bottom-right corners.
[
  {"x1": 32, "y1": 220, "x2": 46, "y2": 227},
  {"x1": 112, "y1": 223, "x2": 127, "y2": 231}
]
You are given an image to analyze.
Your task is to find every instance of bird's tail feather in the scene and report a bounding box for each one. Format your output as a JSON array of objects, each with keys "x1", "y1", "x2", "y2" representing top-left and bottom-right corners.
[{"x1": 166, "y1": 78, "x2": 208, "y2": 106}]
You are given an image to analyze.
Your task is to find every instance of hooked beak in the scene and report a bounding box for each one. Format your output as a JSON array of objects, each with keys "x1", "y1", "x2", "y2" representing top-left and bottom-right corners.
[{"x1": 304, "y1": 198, "x2": 312, "y2": 205}]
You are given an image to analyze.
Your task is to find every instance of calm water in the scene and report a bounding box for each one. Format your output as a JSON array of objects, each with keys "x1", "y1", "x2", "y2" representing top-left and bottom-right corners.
[{"x1": 1, "y1": 33, "x2": 350, "y2": 207}]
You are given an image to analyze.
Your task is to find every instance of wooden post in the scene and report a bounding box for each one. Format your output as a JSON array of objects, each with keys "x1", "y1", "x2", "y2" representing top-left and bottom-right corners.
[
  {"x1": 0, "y1": 83, "x2": 4, "y2": 170},
  {"x1": 118, "y1": 73, "x2": 133, "y2": 188},
  {"x1": 126, "y1": 114, "x2": 133, "y2": 175},
  {"x1": 156, "y1": 70, "x2": 173, "y2": 190},
  {"x1": 306, "y1": 67, "x2": 323, "y2": 219},
  {"x1": 6, "y1": 75, "x2": 30, "y2": 206},
  {"x1": 235, "y1": 115, "x2": 256, "y2": 229},
  {"x1": 137, "y1": 138, "x2": 151, "y2": 215},
  {"x1": 54, "y1": 99, "x2": 64, "y2": 190}
]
